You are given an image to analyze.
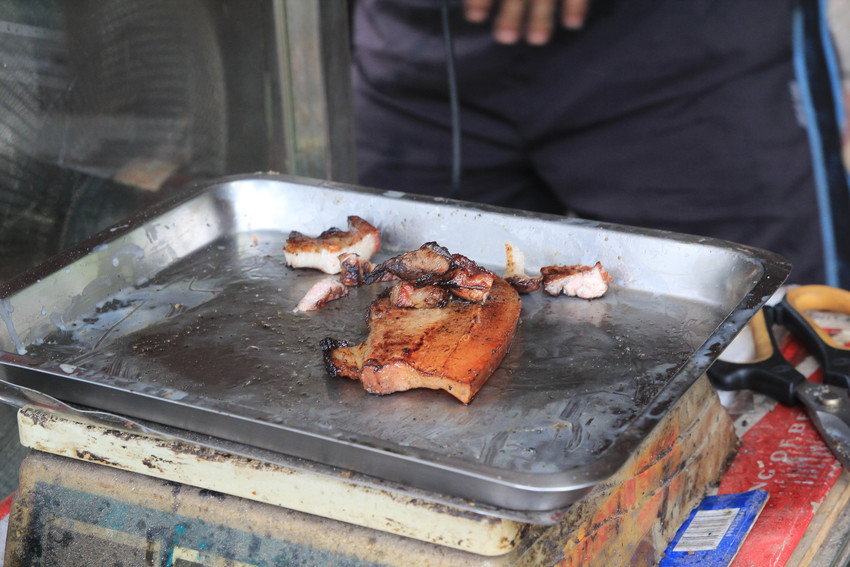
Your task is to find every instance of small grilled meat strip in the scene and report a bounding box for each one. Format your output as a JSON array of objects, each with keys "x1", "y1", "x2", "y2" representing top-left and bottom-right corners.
[
  {"x1": 363, "y1": 261, "x2": 398, "y2": 283},
  {"x1": 321, "y1": 276, "x2": 521, "y2": 403},
  {"x1": 503, "y1": 242, "x2": 541, "y2": 294},
  {"x1": 444, "y1": 254, "x2": 496, "y2": 303},
  {"x1": 338, "y1": 252, "x2": 364, "y2": 286},
  {"x1": 540, "y1": 262, "x2": 611, "y2": 299},
  {"x1": 295, "y1": 276, "x2": 349, "y2": 312},
  {"x1": 284, "y1": 216, "x2": 380, "y2": 274},
  {"x1": 506, "y1": 275, "x2": 541, "y2": 294},
  {"x1": 364, "y1": 242, "x2": 452, "y2": 286}
]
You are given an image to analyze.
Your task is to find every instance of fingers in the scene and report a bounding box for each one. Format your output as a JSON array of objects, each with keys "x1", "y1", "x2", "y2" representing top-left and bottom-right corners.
[
  {"x1": 463, "y1": 0, "x2": 494, "y2": 23},
  {"x1": 562, "y1": 0, "x2": 590, "y2": 30},
  {"x1": 493, "y1": 0, "x2": 557, "y2": 45},
  {"x1": 492, "y1": 0, "x2": 527, "y2": 44},
  {"x1": 464, "y1": 0, "x2": 590, "y2": 45},
  {"x1": 526, "y1": 0, "x2": 558, "y2": 45}
]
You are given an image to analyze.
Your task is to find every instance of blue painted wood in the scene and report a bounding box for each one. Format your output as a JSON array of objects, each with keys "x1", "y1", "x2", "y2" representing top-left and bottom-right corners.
[{"x1": 660, "y1": 491, "x2": 769, "y2": 567}]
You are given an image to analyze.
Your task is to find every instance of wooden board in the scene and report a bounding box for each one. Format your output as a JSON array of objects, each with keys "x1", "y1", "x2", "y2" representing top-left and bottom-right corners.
[{"x1": 790, "y1": 471, "x2": 850, "y2": 566}]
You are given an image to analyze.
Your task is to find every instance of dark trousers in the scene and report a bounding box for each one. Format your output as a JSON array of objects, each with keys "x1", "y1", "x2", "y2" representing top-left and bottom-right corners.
[{"x1": 352, "y1": 0, "x2": 826, "y2": 284}]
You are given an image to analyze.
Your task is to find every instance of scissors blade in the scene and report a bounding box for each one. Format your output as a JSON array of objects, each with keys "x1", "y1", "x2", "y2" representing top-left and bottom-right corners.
[{"x1": 796, "y1": 382, "x2": 850, "y2": 471}]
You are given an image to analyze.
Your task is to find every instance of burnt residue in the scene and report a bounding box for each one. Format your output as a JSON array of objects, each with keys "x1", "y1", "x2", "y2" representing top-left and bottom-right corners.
[
  {"x1": 21, "y1": 407, "x2": 52, "y2": 429},
  {"x1": 400, "y1": 496, "x2": 504, "y2": 524},
  {"x1": 96, "y1": 298, "x2": 134, "y2": 314},
  {"x1": 37, "y1": 329, "x2": 77, "y2": 348},
  {"x1": 162, "y1": 479, "x2": 182, "y2": 500},
  {"x1": 102, "y1": 428, "x2": 139, "y2": 442},
  {"x1": 75, "y1": 450, "x2": 119, "y2": 467},
  {"x1": 158, "y1": 440, "x2": 235, "y2": 464},
  {"x1": 197, "y1": 488, "x2": 226, "y2": 500}
]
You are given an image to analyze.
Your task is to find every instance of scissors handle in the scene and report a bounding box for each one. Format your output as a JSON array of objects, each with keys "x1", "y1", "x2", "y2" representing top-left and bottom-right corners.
[
  {"x1": 708, "y1": 306, "x2": 805, "y2": 406},
  {"x1": 778, "y1": 285, "x2": 850, "y2": 390}
]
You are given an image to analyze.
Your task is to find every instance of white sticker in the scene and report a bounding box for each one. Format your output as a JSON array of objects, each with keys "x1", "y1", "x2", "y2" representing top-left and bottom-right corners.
[{"x1": 672, "y1": 508, "x2": 739, "y2": 552}]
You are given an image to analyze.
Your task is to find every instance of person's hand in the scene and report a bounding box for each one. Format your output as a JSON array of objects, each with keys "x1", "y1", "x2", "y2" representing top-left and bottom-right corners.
[{"x1": 463, "y1": 0, "x2": 591, "y2": 45}]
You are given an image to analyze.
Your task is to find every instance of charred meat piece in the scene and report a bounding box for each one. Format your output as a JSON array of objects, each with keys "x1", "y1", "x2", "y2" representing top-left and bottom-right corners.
[
  {"x1": 364, "y1": 242, "x2": 452, "y2": 286},
  {"x1": 505, "y1": 275, "x2": 541, "y2": 294},
  {"x1": 540, "y1": 262, "x2": 611, "y2": 299},
  {"x1": 339, "y1": 252, "x2": 364, "y2": 287},
  {"x1": 340, "y1": 254, "x2": 398, "y2": 286},
  {"x1": 284, "y1": 216, "x2": 380, "y2": 274},
  {"x1": 503, "y1": 242, "x2": 541, "y2": 294},
  {"x1": 389, "y1": 281, "x2": 450, "y2": 309},
  {"x1": 362, "y1": 260, "x2": 398, "y2": 284},
  {"x1": 444, "y1": 254, "x2": 496, "y2": 303},
  {"x1": 321, "y1": 277, "x2": 521, "y2": 403},
  {"x1": 295, "y1": 276, "x2": 349, "y2": 312}
]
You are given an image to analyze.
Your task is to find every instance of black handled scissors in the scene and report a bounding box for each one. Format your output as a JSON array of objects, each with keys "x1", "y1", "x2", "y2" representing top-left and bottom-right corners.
[{"x1": 708, "y1": 285, "x2": 850, "y2": 470}]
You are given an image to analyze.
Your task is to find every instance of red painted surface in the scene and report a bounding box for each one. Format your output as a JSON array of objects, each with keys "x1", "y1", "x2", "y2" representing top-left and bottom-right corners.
[
  {"x1": 717, "y1": 333, "x2": 843, "y2": 567},
  {"x1": 0, "y1": 491, "x2": 13, "y2": 519}
]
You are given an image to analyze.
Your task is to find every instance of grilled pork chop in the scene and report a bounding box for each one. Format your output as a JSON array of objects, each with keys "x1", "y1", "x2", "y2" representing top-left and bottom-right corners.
[
  {"x1": 321, "y1": 276, "x2": 521, "y2": 403},
  {"x1": 284, "y1": 216, "x2": 380, "y2": 274}
]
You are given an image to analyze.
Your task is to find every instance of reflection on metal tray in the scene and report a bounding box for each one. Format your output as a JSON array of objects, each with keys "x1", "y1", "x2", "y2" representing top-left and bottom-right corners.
[{"x1": 0, "y1": 173, "x2": 789, "y2": 514}]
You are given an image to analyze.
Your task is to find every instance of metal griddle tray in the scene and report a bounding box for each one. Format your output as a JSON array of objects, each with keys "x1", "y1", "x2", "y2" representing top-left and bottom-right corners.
[{"x1": 0, "y1": 174, "x2": 789, "y2": 515}]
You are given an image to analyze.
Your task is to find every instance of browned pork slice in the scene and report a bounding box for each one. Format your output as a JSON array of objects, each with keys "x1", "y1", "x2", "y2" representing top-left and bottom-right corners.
[
  {"x1": 503, "y1": 242, "x2": 542, "y2": 294},
  {"x1": 540, "y1": 262, "x2": 611, "y2": 299},
  {"x1": 321, "y1": 276, "x2": 521, "y2": 404},
  {"x1": 284, "y1": 216, "x2": 380, "y2": 274}
]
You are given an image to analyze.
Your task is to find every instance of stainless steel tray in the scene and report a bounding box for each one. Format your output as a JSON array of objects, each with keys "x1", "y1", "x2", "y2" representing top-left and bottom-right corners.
[{"x1": 0, "y1": 173, "x2": 789, "y2": 514}]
